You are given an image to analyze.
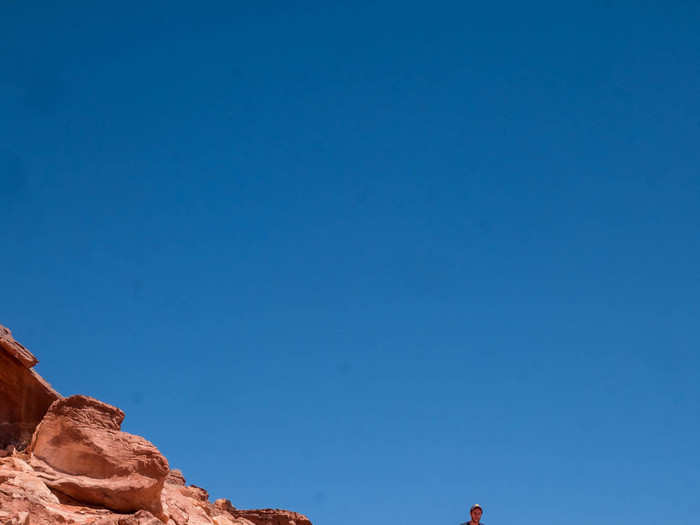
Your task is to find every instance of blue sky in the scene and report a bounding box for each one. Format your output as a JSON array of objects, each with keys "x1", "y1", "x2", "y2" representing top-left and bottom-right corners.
[{"x1": 2, "y1": 2, "x2": 699, "y2": 524}]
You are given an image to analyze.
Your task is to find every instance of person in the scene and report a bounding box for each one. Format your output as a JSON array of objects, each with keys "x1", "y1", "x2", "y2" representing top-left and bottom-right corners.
[{"x1": 460, "y1": 503, "x2": 483, "y2": 525}]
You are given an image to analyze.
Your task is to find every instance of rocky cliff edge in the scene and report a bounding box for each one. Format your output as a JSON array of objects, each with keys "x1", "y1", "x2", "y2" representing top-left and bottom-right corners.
[{"x1": 0, "y1": 324, "x2": 312, "y2": 525}]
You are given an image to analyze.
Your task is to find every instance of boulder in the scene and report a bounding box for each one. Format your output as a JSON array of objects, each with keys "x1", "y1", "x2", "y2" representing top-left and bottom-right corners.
[
  {"x1": 0, "y1": 323, "x2": 313, "y2": 525},
  {"x1": 1, "y1": 454, "x2": 168, "y2": 525},
  {"x1": 28, "y1": 395, "x2": 169, "y2": 517},
  {"x1": 0, "y1": 324, "x2": 61, "y2": 449}
]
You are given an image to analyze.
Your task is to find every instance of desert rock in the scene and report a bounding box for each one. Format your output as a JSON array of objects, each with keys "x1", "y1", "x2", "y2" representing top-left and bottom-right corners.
[
  {"x1": 0, "y1": 323, "x2": 312, "y2": 525},
  {"x1": 0, "y1": 454, "x2": 121, "y2": 525},
  {"x1": 28, "y1": 395, "x2": 169, "y2": 516},
  {"x1": 0, "y1": 325, "x2": 37, "y2": 368},
  {"x1": 0, "y1": 324, "x2": 61, "y2": 449},
  {"x1": 228, "y1": 509, "x2": 313, "y2": 525}
]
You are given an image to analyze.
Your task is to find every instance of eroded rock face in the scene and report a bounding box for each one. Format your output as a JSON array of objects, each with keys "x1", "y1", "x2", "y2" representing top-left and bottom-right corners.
[
  {"x1": 0, "y1": 449, "x2": 313, "y2": 525},
  {"x1": 229, "y1": 509, "x2": 313, "y2": 525},
  {"x1": 0, "y1": 324, "x2": 61, "y2": 449},
  {"x1": 0, "y1": 454, "x2": 114, "y2": 525},
  {"x1": 0, "y1": 323, "x2": 312, "y2": 525},
  {"x1": 28, "y1": 395, "x2": 170, "y2": 516},
  {"x1": 0, "y1": 325, "x2": 38, "y2": 367}
]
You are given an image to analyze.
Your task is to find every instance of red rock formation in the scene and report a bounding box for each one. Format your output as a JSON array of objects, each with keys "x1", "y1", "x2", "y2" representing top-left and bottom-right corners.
[
  {"x1": 0, "y1": 323, "x2": 313, "y2": 525},
  {"x1": 0, "y1": 450, "x2": 313, "y2": 525},
  {"x1": 28, "y1": 395, "x2": 170, "y2": 517},
  {"x1": 229, "y1": 509, "x2": 313, "y2": 525},
  {"x1": 213, "y1": 500, "x2": 312, "y2": 525},
  {"x1": 0, "y1": 324, "x2": 61, "y2": 449},
  {"x1": 0, "y1": 325, "x2": 38, "y2": 367}
]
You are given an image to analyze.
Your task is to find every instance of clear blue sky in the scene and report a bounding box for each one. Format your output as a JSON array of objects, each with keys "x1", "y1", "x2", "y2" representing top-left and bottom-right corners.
[{"x1": 2, "y1": 2, "x2": 699, "y2": 524}]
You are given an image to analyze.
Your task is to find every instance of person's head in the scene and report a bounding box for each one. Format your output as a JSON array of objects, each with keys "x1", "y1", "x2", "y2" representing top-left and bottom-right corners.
[{"x1": 470, "y1": 504, "x2": 483, "y2": 522}]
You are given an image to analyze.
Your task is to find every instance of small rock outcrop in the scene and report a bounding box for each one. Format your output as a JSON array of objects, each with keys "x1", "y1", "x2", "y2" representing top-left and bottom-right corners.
[
  {"x1": 0, "y1": 324, "x2": 61, "y2": 450},
  {"x1": 0, "y1": 323, "x2": 313, "y2": 525},
  {"x1": 229, "y1": 509, "x2": 313, "y2": 525}
]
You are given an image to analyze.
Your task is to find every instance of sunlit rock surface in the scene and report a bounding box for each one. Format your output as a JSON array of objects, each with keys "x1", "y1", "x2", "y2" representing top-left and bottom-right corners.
[
  {"x1": 0, "y1": 323, "x2": 312, "y2": 525},
  {"x1": 28, "y1": 395, "x2": 169, "y2": 516}
]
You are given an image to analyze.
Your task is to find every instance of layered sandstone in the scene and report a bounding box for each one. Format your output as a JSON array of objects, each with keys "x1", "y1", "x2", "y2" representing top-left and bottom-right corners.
[
  {"x1": 0, "y1": 324, "x2": 61, "y2": 450},
  {"x1": 0, "y1": 452, "x2": 310, "y2": 525},
  {"x1": 0, "y1": 324, "x2": 312, "y2": 525},
  {"x1": 28, "y1": 395, "x2": 170, "y2": 516},
  {"x1": 229, "y1": 509, "x2": 313, "y2": 525}
]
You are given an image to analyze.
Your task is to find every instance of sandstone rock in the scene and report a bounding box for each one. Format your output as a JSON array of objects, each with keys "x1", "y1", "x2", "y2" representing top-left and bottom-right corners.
[
  {"x1": 230, "y1": 509, "x2": 313, "y2": 525},
  {"x1": 0, "y1": 455, "x2": 60, "y2": 505},
  {"x1": 0, "y1": 324, "x2": 37, "y2": 367},
  {"x1": 161, "y1": 482, "x2": 215, "y2": 525},
  {"x1": 0, "y1": 454, "x2": 112, "y2": 525},
  {"x1": 0, "y1": 323, "x2": 312, "y2": 525},
  {"x1": 213, "y1": 516, "x2": 256, "y2": 525},
  {"x1": 28, "y1": 395, "x2": 169, "y2": 517},
  {"x1": 185, "y1": 484, "x2": 211, "y2": 503},
  {"x1": 212, "y1": 517, "x2": 237, "y2": 525},
  {"x1": 3, "y1": 511, "x2": 30, "y2": 525},
  {"x1": 166, "y1": 469, "x2": 187, "y2": 486},
  {"x1": 0, "y1": 324, "x2": 61, "y2": 449},
  {"x1": 0, "y1": 433, "x2": 312, "y2": 525},
  {"x1": 209, "y1": 500, "x2": 264, "y2": 525},
  {"x1": 214, "y1": 498, "x2": 238, "y2": 514},
  {"x1": 116, "y1": 510, "x2": 164, "y2": 525}
]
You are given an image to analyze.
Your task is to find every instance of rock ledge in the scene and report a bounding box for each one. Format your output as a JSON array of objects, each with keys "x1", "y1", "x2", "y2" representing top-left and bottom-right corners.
[{"x1": 0, "y1": 324, "x2": 312, "y2": 525}]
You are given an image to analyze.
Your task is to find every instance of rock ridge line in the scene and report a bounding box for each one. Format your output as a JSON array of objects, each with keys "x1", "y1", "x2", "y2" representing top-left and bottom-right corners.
[{"x1": 0, "y1": 323, "x2": 312, "y2": 525}]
